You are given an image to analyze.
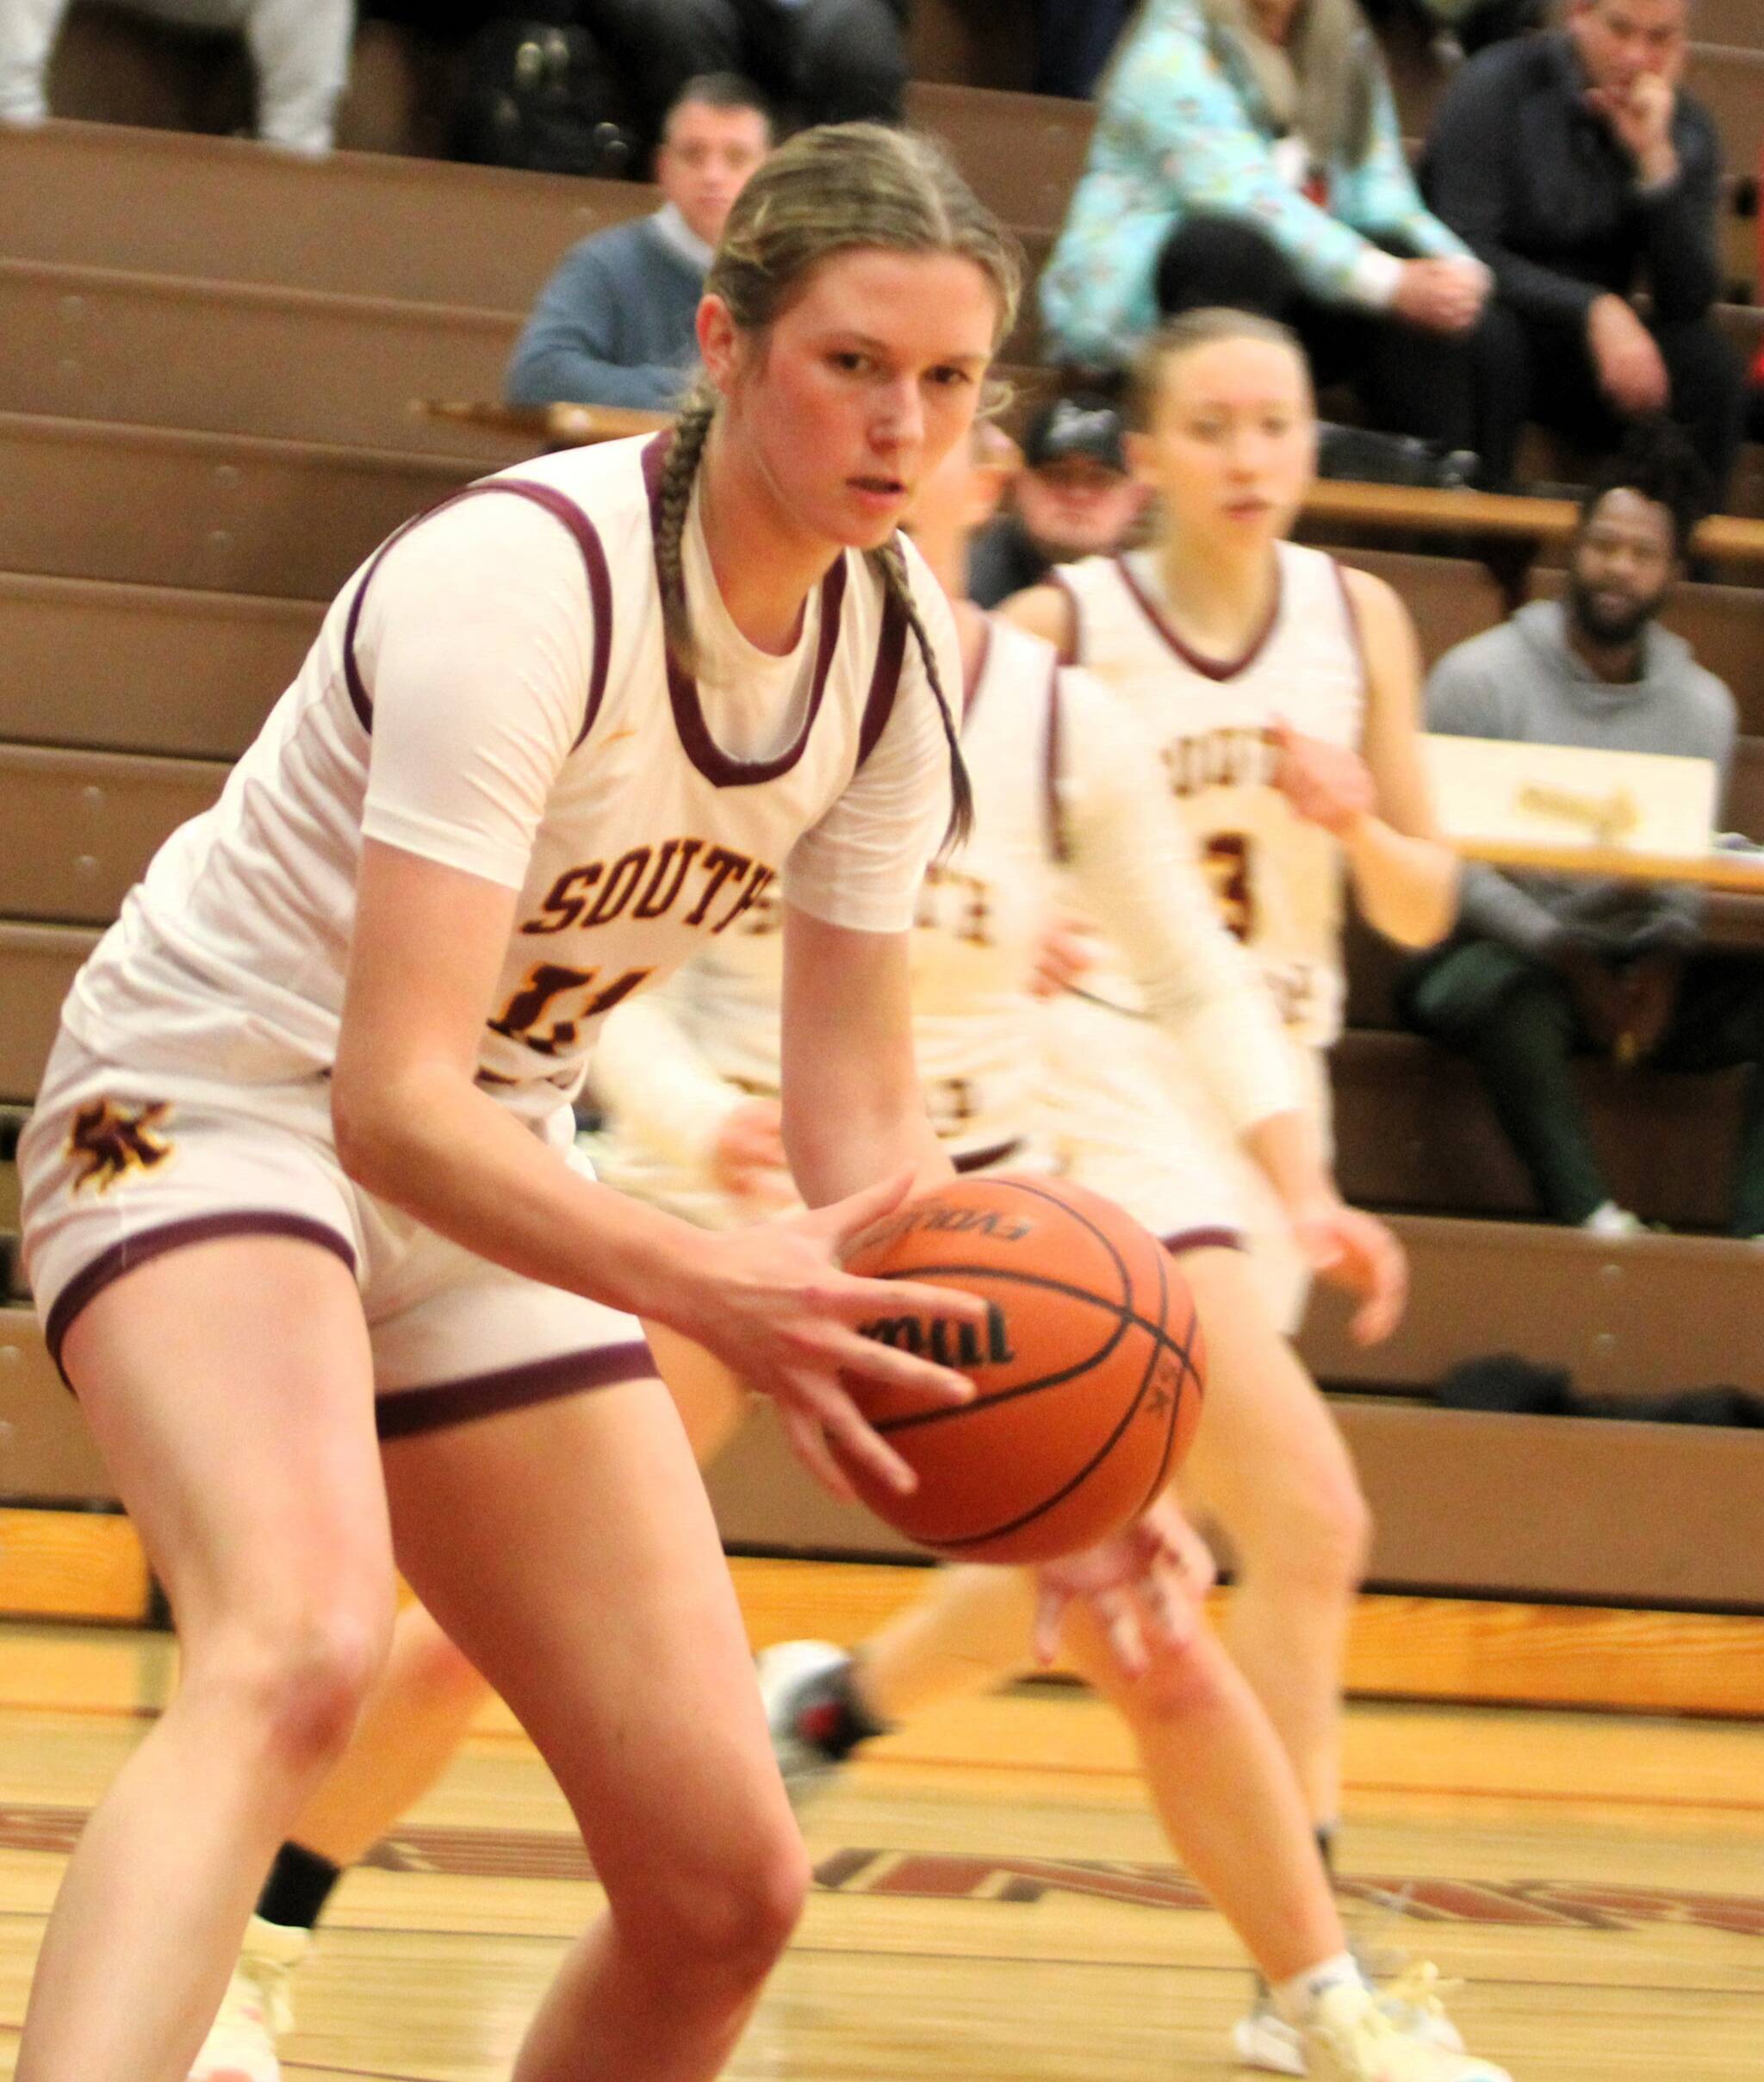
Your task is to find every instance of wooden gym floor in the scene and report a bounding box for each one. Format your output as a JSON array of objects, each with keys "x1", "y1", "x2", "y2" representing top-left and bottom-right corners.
[{"x1": 1, "y1": 1565, "x2": 1761, "y2": 2080}]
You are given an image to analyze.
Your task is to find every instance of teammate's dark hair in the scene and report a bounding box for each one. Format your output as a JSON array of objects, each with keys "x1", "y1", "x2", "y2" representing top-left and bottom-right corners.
[
  {"x1": 653, "y1": 122, "x2": 1022, "y2": 851},
  {"x1": 663, "y1": 73, "x2": 773, "y2": 140},
  {"x1": 1577, "y1": 424, "x2": 1713, "y2": 559}
]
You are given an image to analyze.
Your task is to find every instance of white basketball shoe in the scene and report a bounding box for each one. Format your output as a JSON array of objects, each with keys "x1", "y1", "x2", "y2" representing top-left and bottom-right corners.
[{"x1": 187, "y1": 1915, "x2": 308, "y2": 2082}]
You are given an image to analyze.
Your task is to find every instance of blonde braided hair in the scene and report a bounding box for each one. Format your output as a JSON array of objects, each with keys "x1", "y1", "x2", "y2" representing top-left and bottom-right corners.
[{"x1": 652, "y1": 121, "x2": 1020, "y2": 850}]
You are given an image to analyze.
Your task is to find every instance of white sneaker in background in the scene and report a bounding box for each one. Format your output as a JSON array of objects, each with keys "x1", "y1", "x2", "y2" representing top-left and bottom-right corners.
[
  {"x1": 1581, "y1": 1202, "x2": 1643, "y2": 1238},
  {"x1": 1299, "y1": 1983, "x2": 1512, "y2": 2082},
  {"x1": 187, "y1": 1914, "x2": 308, "y2": 2082},
  {"x1": 755, "y1": 1639, "x2": 865, "y2": 1801}
]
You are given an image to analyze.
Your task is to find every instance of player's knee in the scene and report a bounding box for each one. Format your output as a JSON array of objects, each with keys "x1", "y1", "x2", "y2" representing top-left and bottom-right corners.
[
  {"x1": 1243, "y1": 1457, "x2": 1371, "y2": 1595},
  {"x1": 1112, "y1": 1632, "x2": 1234, "y2": 1728},
  {"x1": 639, "y1": 1817, "x2": 810, "y2": 1987},
  {"x1": 197, "y1": 1593, "x2": 393, "y2": 1777},
  {"x1": 1290, "y1": 1466, "x2": 1373, "y2": 1593}
]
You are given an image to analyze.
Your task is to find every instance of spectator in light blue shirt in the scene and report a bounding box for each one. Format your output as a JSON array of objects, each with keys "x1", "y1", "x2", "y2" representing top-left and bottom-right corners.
[
  {"x1": 1039, "y1": 0, "x2": 1492, "y2": 457},
  {"x1": 506, "y1": 73, "x2": 772, "y2": 413}
]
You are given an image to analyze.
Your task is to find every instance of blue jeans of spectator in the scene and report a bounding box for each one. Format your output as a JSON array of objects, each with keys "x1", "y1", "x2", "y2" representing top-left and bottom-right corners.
[{"x1": 1153, "y1": 211, "x2": 1484, "y2": 458}]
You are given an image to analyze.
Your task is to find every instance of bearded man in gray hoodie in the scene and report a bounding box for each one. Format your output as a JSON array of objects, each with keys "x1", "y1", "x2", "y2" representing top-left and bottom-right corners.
[{"x1": 1401, "y1": 430, "x2": 1764, "y2": 1237}]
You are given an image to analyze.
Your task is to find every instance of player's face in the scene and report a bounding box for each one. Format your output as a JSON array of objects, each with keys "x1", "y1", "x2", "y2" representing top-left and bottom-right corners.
[
  {"x1": 1133, "y1": 338, "x2": 1314, "y2": 548},
  {"x1": 655, "y1": 103, "x2": 771, "y2": 248},
  {"x1": 731, "y1": 248, "x2": 998, "y2": 551},
  {"x1": 1567, "y1": 487, "x2": 1677, "y2": 644},
  {"x1": 1569, "y1": 0, "x2": 1685, "y2": 94}
]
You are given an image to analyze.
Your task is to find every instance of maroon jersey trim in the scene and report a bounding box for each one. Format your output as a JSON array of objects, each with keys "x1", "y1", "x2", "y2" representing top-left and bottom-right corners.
[
  {"x1": 641, "y1": 431, "x2": 848, "y2": 787},
  {"x1": 342, "y1": 480, "x2": 613, "y2": 749},
  {"x1": 960, "y1": 612, "x2": 994, "y2": 722},
  {"x1": 855, "y1": 571, "x2": 910, "y2": 768},
  {"x1": 1114, "y1": 551, "x2": 1283, "y2": 683},
  {"x1": 1330, "y1": 557, "x2": 1371, "y2": 699},
  {"x1": 1050, "y1": 568, "x2": 1082, "y2": 666},
  {"x1": 1042, "y1": 659, "x2": 1071, "y2": 866}
]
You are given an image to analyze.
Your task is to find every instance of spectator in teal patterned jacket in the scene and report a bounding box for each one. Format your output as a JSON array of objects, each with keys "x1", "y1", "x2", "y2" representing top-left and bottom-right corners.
[{"x1": 1040, "y1": 0, "x2": 1492, "y2": 457}]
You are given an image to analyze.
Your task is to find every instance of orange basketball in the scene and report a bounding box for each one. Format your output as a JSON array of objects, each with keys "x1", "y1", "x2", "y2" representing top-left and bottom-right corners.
[{"x1": 835, "y1": 1173, "x2": 1204, "y2": 1564}]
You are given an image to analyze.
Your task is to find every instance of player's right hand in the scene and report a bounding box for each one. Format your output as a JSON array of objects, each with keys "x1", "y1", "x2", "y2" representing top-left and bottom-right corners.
[{"x1": 686, "y1": 1169, "x2": 982, "y2": 1502}]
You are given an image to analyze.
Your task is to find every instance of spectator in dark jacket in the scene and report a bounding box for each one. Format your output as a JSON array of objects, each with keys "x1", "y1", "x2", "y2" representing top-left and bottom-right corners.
[
  {"x1": 1422, "y1": 0, "x2": 1745, "y2": 498},
  {"x1": 505, "y1": 73, "x2": 770, "y2": 412}
]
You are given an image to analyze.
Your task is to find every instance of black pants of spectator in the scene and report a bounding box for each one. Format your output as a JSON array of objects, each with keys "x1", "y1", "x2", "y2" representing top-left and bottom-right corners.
[
  {"x1": 1032, "y1": 0, "x2": 1132, "y2": 97},
  {"x1": 1401, "y1": 937, "x2": 1764, "y2": 1234},
  {"x1": 1154, "y1": 213, "x2": 1481, "y2": 457},
  {"x1": 1470, "y1": 297, "x2": 1746, "y2": 503},
  {"x1": 592, "y1": 0, "x2": 905, "y2": 151}
]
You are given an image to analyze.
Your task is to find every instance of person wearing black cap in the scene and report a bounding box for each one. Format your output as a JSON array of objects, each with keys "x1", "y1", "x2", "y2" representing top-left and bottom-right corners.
[{"x1": 968, "y1": 394, "x2": 1150, "y2": 611}]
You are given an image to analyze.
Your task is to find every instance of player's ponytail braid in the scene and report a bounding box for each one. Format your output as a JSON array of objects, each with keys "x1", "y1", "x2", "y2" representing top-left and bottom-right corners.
[
  {"x1": 868, "y1": 531, "x2": 973, "y2": 855},
  {"x1": 658, "y1": 122, "x2": 1021, "y2": 705},
  {"x1": 655, "y1": 383, "x2": 717, "y2": 676}
]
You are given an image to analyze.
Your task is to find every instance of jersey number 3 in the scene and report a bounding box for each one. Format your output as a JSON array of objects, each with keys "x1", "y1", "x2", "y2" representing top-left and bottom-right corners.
[{"x1": 1202, "y1": 833, "x2": 1255, "y2": 941}]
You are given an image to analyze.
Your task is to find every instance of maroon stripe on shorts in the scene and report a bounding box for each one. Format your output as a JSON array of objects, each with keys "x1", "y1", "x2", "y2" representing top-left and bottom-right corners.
[
  {"x1": 47, "y1": 1214, "x2": 357, "y2": 1383},
  {"x1": 375, "y1": 1338, "x2": 655, "y2": 1441},
  {"x1": 1160, "y1": 1226, "x2": 1243, "y2": 1256}
]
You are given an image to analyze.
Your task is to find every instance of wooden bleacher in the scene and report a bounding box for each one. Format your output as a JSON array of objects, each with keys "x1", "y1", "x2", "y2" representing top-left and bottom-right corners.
[{"x1": 3, "y1": 32, "x2": 1764, "y2": 1631}]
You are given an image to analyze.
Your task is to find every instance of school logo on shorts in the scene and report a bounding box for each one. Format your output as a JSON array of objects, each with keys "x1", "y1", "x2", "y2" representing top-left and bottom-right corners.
[{"x1": 65, "y1": 1099, "x2": 176, "y2": 1196}]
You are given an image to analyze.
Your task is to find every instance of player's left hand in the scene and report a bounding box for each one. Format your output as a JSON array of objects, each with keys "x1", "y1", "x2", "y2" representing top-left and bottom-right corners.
[
  {"x1": 1269, "y1": 718, "x2": 1377, "y2": 836},
  {"x1": 1289, "y1": 1196, "x2": 1407, "y2": 1346},
  {"x1": 1030, "y1": 1495, "x2": 1215, "y2": 1679}
]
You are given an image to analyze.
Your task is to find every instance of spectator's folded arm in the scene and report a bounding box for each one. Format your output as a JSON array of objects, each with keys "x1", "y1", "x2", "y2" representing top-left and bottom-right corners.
[
  {"x1": 1635, "y1": 115, "x2": 1723, "y2": 322},
  {"x1": 504, "y1": 245, "x2": 687, "y2": 412}
]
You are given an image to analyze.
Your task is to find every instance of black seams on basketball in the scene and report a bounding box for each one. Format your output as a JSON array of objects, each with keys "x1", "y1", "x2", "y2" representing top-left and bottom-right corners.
[{"x1": 836, "y1": 1173, "x2": 1204, "y2": 1563}]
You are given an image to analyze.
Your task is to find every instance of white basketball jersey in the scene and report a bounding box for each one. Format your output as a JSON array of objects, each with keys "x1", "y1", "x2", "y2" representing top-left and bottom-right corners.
[
  {"x1": 1055, "y1": 540, "x2": 1364, "y2": 1048},
  {"x1": 62, "y1": 435, "x2": 952, "y2": 1122},
  {"x1": 603, "y1": 614, "x2": 1073, "y2": 1170}
]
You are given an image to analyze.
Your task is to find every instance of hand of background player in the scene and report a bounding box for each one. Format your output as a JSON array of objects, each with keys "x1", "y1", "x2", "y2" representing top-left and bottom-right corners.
[
  {"x1": 1288, "y1": 1196, "x2": 1407, "y2": 1346},
  {"x1": 710, "y1": 1098, "x2": 796, "y2": 1209},
  {"x1": 1028, "y1": 907, "x2": 1102, "y2": 1000},
  {"x1": 1269, "y1": 718, "x2": 1377, "y2": 836},
  {"x1": 686, "y1": 1169, "x2": 982, "y2": 1501},
  {"x1": 1030, "y1": 1495, "x2": 1215, "y2": 1678}
]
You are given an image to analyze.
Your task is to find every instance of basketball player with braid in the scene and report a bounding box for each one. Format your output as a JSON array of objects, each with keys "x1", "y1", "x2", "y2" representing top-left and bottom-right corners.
[
  {"x1": 15, "y1": 126, "x2": 1201, "y2": 2082},
  {"x1": 164, "y1": 426, "x2": 1506, "y2": 2082},
  {"x1": 765, "y1": 308, "x2": 1463, "y2": 2077}
]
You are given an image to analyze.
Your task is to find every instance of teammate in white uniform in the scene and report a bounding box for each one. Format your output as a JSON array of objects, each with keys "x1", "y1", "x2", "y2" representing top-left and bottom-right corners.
[
  {"x1": 767, "y1": 311, "x2": 1468, "y2": 2079},
  {"x1": 14, "y1": 127, "x2": 1198, "y2": 2082}
]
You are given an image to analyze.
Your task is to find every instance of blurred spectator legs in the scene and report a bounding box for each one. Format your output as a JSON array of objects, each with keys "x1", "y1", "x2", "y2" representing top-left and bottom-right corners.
[
  {"x1": 1154, "y1": 211, "x2": 1481, "y2": 459},
  {"x1": 1031, "y1": 0, "x2": 1132, "y2": 98},
  {"x1": 1404, "y1": 941, "x2": 1764, "y2": 1234},
  {"x1": 591, "y1": 0, "x2": 904, "y2": 150},
  {"x1": 0, "y1": 0, "x2": 353, "y2": 149},
  {"x1": 1469, "y1": 300, "x2": 1746, "y2": 503}
]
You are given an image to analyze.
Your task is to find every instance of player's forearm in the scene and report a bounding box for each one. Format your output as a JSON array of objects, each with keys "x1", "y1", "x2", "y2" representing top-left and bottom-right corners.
[
  {"x1": 1343, "y1": 816, "x2": 1459, "y2": 948},
  {"x1": 1240, "y1": 1107, "x2": 1339, "y2": 1224},
  {"x1": 332, "y1": 1061, "x2": 711, "y2": 1327},
  {"x1": 782, "y1": 1073, "x2": 953, "y2": 1210}
]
